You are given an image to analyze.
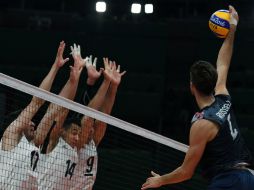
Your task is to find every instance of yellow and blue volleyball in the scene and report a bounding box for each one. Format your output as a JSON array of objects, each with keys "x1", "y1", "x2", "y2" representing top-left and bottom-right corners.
[{"x1": 209, "y1": 9, "x2": 230, "y2": 38}]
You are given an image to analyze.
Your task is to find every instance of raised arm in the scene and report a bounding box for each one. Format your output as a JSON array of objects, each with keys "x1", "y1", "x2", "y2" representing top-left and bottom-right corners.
[
  {"x1": 38, "y1": 41, "x2": 70, "y2": 92},
  {"x1": 79, "y1": 57, "x2": 112, "y2": 149},
  {"x1": 93, "y1": 61, "x2": 126, "y2": 146},
  {"x1": 1, "y1": 41, "x2": 68, "y2": 151},
  {"x1": 215, "y1": 5, "x2": 239, "y2": 95},
  {"x1": 34, "y1": 44, "x2": 85, "y2": 148},
  {"x1": 80, "y1": 55, "x2": 102, "y2": 106}
]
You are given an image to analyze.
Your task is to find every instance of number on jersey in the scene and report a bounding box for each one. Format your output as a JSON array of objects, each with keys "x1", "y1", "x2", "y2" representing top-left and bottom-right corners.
[
  {"x1": 85, "y1": 156, "x2": 94, "y2": 176},
  {"x1": 227, "y1": 114, "x2": 238, "y2": 140},
  {"x1": 65, "y1": 160, "x2": 77, "y2": 179},
  {"x1": 31, "y1": 150, "x2": 39, "y2": 171}
]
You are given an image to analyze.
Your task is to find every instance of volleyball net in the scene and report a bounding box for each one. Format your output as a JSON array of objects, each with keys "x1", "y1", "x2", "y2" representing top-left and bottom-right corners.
[{"x1": 0, "y1": 72, "x2": 207, "y2": 190}]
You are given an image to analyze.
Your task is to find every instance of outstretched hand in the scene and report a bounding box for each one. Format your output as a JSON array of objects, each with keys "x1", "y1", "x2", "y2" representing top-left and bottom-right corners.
[
  {"x1": 70, "y1": 43, "x2": 86, "y2": 69},
  {"x1": 54, "y1": 41, "x2": 69, "y2": 68},
  {"x1": 102, "y1": 57, "x2": 113, "y2": 81},
  {"x1": 69, "y1": 43, "x2": 86, "y2": 83},
  {"x1": 111, "y1": 61, "x2": 126, "y2": 86},
  {"x1": 102, "y1": 57, "x2": 126, "y2": 86},
  {"x1": 86, "y1": 55, "x2": 103, "y2": 85},
  {"x1": 141, "y1": 171, "x2": 162, "y2": 190}
]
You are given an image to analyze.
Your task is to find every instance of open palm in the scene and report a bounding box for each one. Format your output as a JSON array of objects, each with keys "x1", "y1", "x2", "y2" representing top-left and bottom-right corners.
[
  {"x1": 111, "y1": 63, "x2": 126, "y2": 86},
  {"x1": 54, "y1": 41, "x2": 69, "y2": 68}
]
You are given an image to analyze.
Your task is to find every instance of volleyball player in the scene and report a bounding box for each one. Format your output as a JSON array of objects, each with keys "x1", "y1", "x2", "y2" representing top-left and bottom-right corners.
[
  {"x1": 142, "y1": 5, "x2": 254, "y2": 190},
  {"x1": 0, "y1": 41, "x2": 71, "y2": 189},
  {"x1": 29, "y1": 44, "x2": 85, "y2": 189},
  {"x1": 73, "y1": 57, "x2": 126, "y2": 190},
  {"x1": 33, "y1": 43, "x2": 85, "y2": 148}
]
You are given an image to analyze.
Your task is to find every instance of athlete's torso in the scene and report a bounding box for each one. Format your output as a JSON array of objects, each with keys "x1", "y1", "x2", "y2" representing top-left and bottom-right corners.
[
  {"x1": 71, "y1": 140, "x2": 98, "y2": 190},
  {"x1": 0, "y1": 135, "x2": 39, "y2": 190},
  {"x1": 191, "y1": 94, "x2": 253, "y2": 180},
  {"x1": 37, "y1": 137, "x2": 79, "y2": 190}
]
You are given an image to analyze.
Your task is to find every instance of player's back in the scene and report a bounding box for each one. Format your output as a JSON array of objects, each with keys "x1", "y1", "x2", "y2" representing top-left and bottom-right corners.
[{"x1": 191, "y1": 94, "x2": 253, "y2": 180}]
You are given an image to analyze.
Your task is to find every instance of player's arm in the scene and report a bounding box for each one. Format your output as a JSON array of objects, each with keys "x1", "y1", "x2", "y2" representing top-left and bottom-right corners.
[
  {"x1": 93, "y1": 61, "x2": 126, "y2": 146},
  {"x1": 92, "y1": 86, "x2": 115, "y2": 146},
  {"x1": 87, "y1": 58, "x2": 112, "y2": 109},
  {"x1": 2, "y1": 101, "x2": 41, "y2": 151},
  {"x1": 1, "y1": 41, "x2": 68, "y2": 151},
  {"x1": 78, "y1": 59, "x2": 112, "y2": 149},
  {"x1": 79, "y1": 55, "x2": 102, "y2": 106},
  {"x1": 37, "y1": 41, "x2": 70, "y2": 94},
  {"x1": 34, "y1": 44, "x2": 85, "y2": 149},
  {"x1": 215, "y1": 5, "x2": 239, "y2": 95},
  {"x1": 141, "y1": 120, "x2": 217, "y2": 189}
]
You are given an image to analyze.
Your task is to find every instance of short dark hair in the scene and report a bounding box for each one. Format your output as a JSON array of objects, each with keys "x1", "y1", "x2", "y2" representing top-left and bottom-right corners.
[
  {"x1": 190, "y1": 60, "x2": 218, "y2": 96},
  {"x1": 63, "y1": 117, "x2": 81, "y2": 131}
]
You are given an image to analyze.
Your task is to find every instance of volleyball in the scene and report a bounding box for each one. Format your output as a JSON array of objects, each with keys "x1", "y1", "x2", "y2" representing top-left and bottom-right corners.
[{"x1": 209, "y1": 9, "x2": 230, "y2": 38}]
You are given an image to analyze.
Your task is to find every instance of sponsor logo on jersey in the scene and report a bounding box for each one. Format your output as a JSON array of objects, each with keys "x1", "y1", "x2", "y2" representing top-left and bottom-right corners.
[{"x1": 191, "y1": 111, "x2": 204, "y2": 123}]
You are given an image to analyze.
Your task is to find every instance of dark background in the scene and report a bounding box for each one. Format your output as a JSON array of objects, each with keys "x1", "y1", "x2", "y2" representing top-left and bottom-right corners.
[{"x1": 0, "y1": 0, "x2": 254, "y2": 189}]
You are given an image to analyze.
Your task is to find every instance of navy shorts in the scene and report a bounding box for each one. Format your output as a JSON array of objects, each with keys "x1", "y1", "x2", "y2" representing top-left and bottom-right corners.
[{"x1": 207, "y1": 169, "x2": 254, "y2": 190}]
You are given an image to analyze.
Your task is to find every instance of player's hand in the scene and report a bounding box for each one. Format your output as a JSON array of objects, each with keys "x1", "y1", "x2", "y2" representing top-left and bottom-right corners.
[
  {"x1": 111, "y1": 62, "x2": 126, "y2": 86},
  {"x1": 54, "y1": 41, "x2": 69, "y2": 68},
  {"x1": 141, "y1": 171, "x2": 162, "y2": 190},
  {"x1": 70, "y1": 43, "x2": 86, "y2": 69},
  {"x1": 229, "y1": 5, "x2": 239, "y2": 27},
  {"x1": 69, "y1": 43, "x2": 85, "y2": 83},
  {"x1": 102, "y1": 57, "x2": 114, "y2": 82},
  {"x1": 86, "y1": 55, "x2": 102, "y2": 85},
  {"x1": 70, "y1": 43, "x2": 81, "y2": 57}
]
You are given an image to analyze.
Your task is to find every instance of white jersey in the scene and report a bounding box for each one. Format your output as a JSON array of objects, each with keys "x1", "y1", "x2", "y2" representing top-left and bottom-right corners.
[
  {"x1": 72, "y1": 140, "x2": 98, "y2": 190},
  {"x1": 37, "y1": 137, "x2": 79, "y2": 190},
  {"x1": 0, "y1": 136, "x2": 39, "y2": 190}
]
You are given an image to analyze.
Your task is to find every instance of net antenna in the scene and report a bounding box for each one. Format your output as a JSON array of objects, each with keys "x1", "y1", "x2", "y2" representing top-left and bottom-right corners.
[{"x1": 0, "y1": 72, "x2": 189, "y2": 153}]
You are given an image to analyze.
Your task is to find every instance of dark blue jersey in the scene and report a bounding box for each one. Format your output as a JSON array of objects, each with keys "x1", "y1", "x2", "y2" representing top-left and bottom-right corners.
[{"x1": 191, "y1": 94, "x2": 253, "y2": 181}]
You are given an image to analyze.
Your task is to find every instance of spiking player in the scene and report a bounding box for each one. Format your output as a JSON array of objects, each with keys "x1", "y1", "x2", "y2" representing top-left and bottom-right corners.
[{"x1": 142, "y1": 6, "x2": 254, "y2": 190}]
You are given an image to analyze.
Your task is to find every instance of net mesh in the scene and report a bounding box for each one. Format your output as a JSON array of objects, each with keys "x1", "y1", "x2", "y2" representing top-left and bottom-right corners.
[{"x1": 0, "y1": 73, "x2": 207, "y2": 190}]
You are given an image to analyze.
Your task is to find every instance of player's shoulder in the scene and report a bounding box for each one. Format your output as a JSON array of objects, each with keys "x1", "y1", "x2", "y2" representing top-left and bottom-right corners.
[
  {"x1": 203, "y1": 94, "x2": 232, "y2": 117},
  {"x1": 191, "y1": 118, "x2": 219, "y2": 140},
  {"x1": 56, "y1": 138, "x2": 69, "y2": 151},
  {"x1": 82, "y1": 140, "x2": 97, "y2": 156},
  {"x1": 83, "y1": 140, "x2": 97, "y2": 151},
  {"x1": 214, "y1": 94, "x2": 232, "y2": 109},
  {"x1": 192, "y1": 118, "x2": 217, "y2": 129},
  {"x1": 191, "y1": 108, "x2": 221, "y2": 133}
]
